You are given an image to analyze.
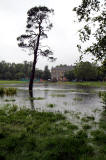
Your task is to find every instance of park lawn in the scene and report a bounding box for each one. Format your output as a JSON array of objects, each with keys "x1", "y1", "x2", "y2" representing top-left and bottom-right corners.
[
  {"x1": 0, "y1": 80, "x2": 28, "y2": 84},
  {"x1": 59, "y1": 81, "x2": 106, "y2": 87},
  {"x1": 0, "y1": 80, "x2": 106, "y2": 87}
]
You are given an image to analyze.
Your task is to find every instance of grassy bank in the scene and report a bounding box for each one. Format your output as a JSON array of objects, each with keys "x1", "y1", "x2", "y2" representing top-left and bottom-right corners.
[
  {"x1": 0, "y1": 104, "x2": 105, "y2": 160},
  {"x1": 0, "y1": 80, "x2": 27, "y2": 84},
  {"x1": 0, "y1": 80, "x2": 106, "y2": 87},
  {"x1": 59, "y1": 81, "x2": 106, "y2": 87}
]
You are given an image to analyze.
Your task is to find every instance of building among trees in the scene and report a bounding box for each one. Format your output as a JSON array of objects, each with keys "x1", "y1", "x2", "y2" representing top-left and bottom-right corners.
[{"x1": 51, "y1": 65, "x2": 73, "y2": 81}]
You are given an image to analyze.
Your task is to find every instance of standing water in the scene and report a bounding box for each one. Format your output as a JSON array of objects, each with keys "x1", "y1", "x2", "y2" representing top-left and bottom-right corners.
[{"x1": 0, "y1": 83, "x2": 105, "y2": 116}]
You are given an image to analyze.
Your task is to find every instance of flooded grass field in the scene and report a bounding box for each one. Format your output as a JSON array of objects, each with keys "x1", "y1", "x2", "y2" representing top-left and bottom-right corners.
[
  {"x1": 0, "y1": 83, "x2": 105, "y2": 117},
  {"x1": 0, "y1": 82, "x2": 106, "y2": 159}
]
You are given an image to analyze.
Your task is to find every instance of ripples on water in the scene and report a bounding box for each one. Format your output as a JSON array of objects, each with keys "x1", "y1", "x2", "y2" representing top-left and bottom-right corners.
[{"x1": 0, "y1": 83, "x2": 104, "y2": 114}]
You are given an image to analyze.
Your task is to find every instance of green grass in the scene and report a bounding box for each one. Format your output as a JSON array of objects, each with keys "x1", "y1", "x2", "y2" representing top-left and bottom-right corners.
[
  {"x1": 58, "y1": 81, "x2": 106, "y2": 87},
  {"x1": 5, "y1": 99, "x2": 16, "y2": 102},
  {"x1": 1, "y1": 80, "x2": 106, "y2": 87},
  {"x1": 47, "y1": 103, "x2": 55, "y2": 108},
  {"x1": 81, "y1": 116, "x2": 95, "y2": 122},
  {"x1": 73, "y1": 97, "x2": 83, "y2": 101},
  {"x1": 0, "y1": 80, "x2": 27, "y2": 84},
  {"x1": 0, "y1": 102, "x2": 105, "y2": 160},
  {"x1": 82, "y1": 124, "x2": 92, "y2": 130},
  {"x1": 99, "y1": 91, "x2": 106, "y2": 105},
  {"x1": 0, "y1": 87, "x2": 17, "y2": 96},
  {"x1": 0, "y1": 104, "x2": 95, "y2": 160},
  {"x1": 28, "y1": 97, "x2": 45, "y2": 100},
  {"x1": 51, "y1": 94, "x2": 66, "y2": 97}
]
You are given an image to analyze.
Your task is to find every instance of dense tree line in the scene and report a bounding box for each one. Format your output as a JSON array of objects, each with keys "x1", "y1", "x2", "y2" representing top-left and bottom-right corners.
[
  {"x1": 65, "y1": 61, "x2": 106, "y2": 81},
  {"x1": 0, "y1": 61, "x2": 31, "y2": 80},
  {"x1": 0, "y1": 60, "x2": 105, "y2": 81},
  {"x1": 0, "y1": 61, "x2": 51, "y2": 80}
]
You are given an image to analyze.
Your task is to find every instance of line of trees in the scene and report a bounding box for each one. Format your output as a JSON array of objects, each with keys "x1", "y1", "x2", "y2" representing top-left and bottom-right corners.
[
  {"x1": 0, "y1": 60, "x2": 105, "y2": 81},
  {"x1": 0, "y1": 61, "x2": 51, "y2": 81},
  {"x1": 64, "y1": 61, "x2": 106, "y2": 81}
]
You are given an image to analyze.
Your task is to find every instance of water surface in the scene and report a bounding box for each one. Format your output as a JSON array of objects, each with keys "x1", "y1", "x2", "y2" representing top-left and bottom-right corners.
[{"x1": 0, "y1": 83, "x2": 105, "y2": 118}]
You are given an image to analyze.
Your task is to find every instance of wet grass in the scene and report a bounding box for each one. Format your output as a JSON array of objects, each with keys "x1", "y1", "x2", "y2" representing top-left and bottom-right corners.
[
  {"x1": 0, "y1": 80, "x2": 106, "y2": 86},
  {"x1": 73, "y1": 97, "x2": 83, "y2": 101},
  {"x1": 63, "y1": 102, "x2": 68, "y2": 105},
  {"x1": 0, "y1": 104, "x2": 95, "y2": 160},
  {"x1": 81, "y1": 116, "x2": 95, "y2": 122},
  {"x1": 89, "y1": 92, "x2": 106, "y2": 160},
  {"x1": 64, "y1": 110, "x2": 70, "y2": 114},
  {"x1": 47, "y1": 103, "x2": 55, "y2": 108},
  {"x1": 60, "y1": 81, "x2": 106, "y2": 87},
  {"x1": 0, "y1": 91, "x2": 105, "y2": 160},
  {"x1": 82, "y1": 124, "x2": 92, "y2": 130},
  {"x1": 0, "y1": 87, "x2": 17, "y2": 96},
  {"x1": 51, "y1": 94, "x2": 66, "y2": 97},
  {"x1": 28, "y1": 97, "x2": 45, "y2": 100},
  {"x1": 0, "y1": 80, "x2": 27, "y2": 84},
  {"x1": 99, "y1": 91, "x2": 106, "y2": 106},
  {"x1": 4, "y1": 99, "x2": 16, "y2": 102}
]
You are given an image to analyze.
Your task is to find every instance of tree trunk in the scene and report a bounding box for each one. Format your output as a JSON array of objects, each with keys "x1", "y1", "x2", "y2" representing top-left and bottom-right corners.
[
  {"x1": 29, "y1": 54, "x2": 37, "y2": 97},
  {"x1": 29, "y1": 27, "x2": 41, "y2": 97}
]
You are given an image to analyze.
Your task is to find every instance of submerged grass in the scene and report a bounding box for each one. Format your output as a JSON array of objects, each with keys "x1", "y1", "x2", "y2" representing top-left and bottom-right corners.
[
  {"x1": 51, "y1": 94, "x2": 66, "y2": 97},
  {"x1": 28, "y1": 97, "x2": 45, "y2": 100},
  {"x1": 47, "y1": 103, "x2": 55, "y2": 108},
  {"x1": 73, "y1": 97, "x2": 83, "y2": 101},
  {"x1": 0, "y1": 87, "x2": 17, "y2": 96},
  {"x1": 5, "y1": 99, "x2": 16, "y2": 102},
  {"x1": 99, "y1": 91, "x2": 106, "y2": 106}
]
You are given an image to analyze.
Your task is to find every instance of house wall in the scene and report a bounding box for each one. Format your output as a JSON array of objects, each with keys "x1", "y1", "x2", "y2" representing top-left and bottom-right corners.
[{"x1": 51, "y1": 65, "x2": 73, "y2": 81}]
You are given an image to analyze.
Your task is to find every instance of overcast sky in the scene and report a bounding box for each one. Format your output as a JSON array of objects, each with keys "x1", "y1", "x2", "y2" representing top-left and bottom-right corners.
[{"x1": 0, "y1": 0, "x2": 93, "y2": 69}]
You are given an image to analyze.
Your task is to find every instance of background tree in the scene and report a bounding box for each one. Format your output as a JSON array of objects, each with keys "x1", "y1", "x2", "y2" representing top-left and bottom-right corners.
[
  {"x1": 42, "y1": 65, "x2": 51, "y2": 80},
  {"x1": 101, "y1": 59, "x2": 106, "y2": 80},
  {"x1": 73, "y1": 0, "x2": 106, "y2": 61},
  {"x1": 17, "y1": 6, "x2": 55, "y2": 96},
  {"x1": 64, "y1": 70, "x2": 75, "y2": 81},
  {"x1": 35, "y1": 69, "x2": 43, "y2": 80},
  {"x1": 96, "y1": 66, "x2": 103, "y2": 81},
  {"x1": 74, "y1": 61, "x2": 97, "y2": 81},
  {"x1": 0, "y1": 61, "x2": 32, "y2": 80}
]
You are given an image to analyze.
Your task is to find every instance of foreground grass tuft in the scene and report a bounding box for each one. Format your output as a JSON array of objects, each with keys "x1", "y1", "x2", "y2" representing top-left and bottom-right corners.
[
  {"x1": 47, "y1": 104, "x2": 55, "y2": 108},
  {"x1": 0, "y1": 87, "x2": 17, "y2": 96},
  {"x1": 51, "y1": 94, "x2": 66, "y2": 97},
  {"x1": 28, "y1": 97, "x2": 45, "y2": 100}
]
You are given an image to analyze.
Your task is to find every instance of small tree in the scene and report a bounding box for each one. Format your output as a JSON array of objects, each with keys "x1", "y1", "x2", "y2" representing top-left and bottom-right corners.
[{"x1": 17, "y1": 6, "x2": 55, "y2": 96}]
